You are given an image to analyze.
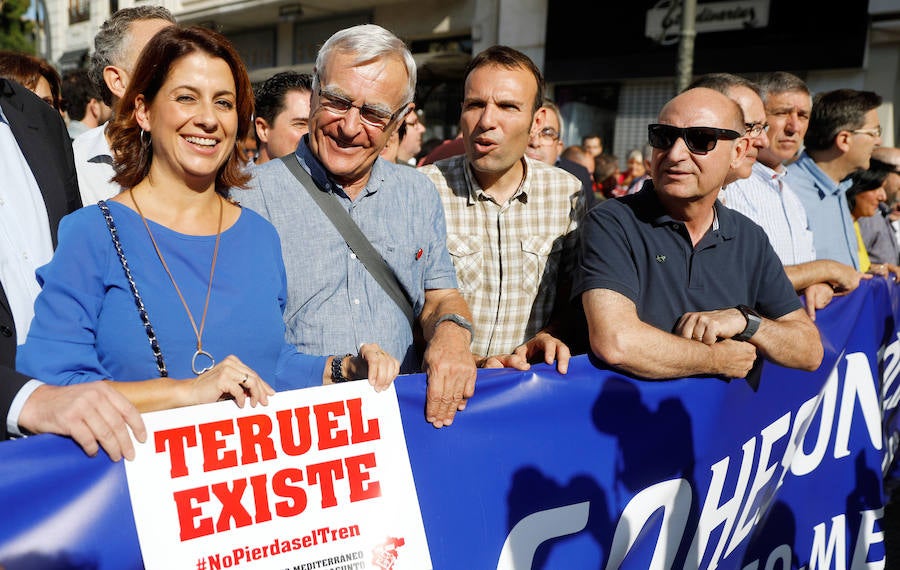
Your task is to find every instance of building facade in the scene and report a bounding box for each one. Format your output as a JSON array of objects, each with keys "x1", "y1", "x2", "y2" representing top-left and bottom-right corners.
[{"x1": 39, "y1": 0, "x2": 900, "y2": 160}]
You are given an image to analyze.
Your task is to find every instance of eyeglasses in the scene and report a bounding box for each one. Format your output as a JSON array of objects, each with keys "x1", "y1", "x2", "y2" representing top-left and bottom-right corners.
[
  {"x1": 851, "y1": 126, "x2": 882, "y2": 138},
  {"x1": 534, "y1": 127, "x2": 560, "y2": 145},
  {"x1": 745, "y1": 122, "x2": 769, "y2": 138},
  {"x1": 317, "y1": 87, "x2": 409, "y2": 130},
  {"x1": 647, "y1": 124, "x2": 742, "y2": 155}
]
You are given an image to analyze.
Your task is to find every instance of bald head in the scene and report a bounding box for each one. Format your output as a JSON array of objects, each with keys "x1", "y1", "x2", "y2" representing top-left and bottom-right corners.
[
  {"x1": 873, "y1": 147, "x2": 900, "y2": 168},
  {"x1": 652, "y1": 88, "x2": 748, "y2": 208},
  {"x1": 659, "y1": 88, "x2": 745, "y2": 132}
]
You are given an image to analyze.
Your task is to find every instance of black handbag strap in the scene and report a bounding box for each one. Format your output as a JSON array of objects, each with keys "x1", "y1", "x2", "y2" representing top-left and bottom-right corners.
[
  {"x1": 279, "y1": 155, "x2": 415, "y2": 327},
  {"x1": 98, "y1": 200, "x2": 168, "y2": 377}
]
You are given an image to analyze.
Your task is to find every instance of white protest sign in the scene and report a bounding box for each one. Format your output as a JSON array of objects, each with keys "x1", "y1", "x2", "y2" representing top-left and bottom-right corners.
[{"x1": 124, "y1": 382, "x2": 432, "y2": 570}]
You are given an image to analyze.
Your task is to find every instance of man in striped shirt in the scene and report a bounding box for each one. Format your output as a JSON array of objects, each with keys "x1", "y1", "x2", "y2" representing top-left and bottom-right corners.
[{"x1": 717, "y1": 72, "x2": 865, "y2": 319}]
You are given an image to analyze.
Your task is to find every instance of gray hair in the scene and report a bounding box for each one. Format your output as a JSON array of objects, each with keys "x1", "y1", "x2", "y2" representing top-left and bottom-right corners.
[
  {"x1": 312, "y1": 24, "x2": 416, "y2": 107},
  {"x1": 89, "y1": 5, "x2": 175, "y2": 106},
  {"x1": 756, "y1": 71, "x2": 810, "y2": 102}
]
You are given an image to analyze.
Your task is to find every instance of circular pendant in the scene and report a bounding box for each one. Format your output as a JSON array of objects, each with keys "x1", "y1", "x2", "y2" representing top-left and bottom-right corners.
[{"x1": 192, "y1": 349, "x2": 215, "y2": 375}]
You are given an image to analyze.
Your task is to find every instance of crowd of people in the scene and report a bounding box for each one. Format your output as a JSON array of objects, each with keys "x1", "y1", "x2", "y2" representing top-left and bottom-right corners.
[{"x1": 0, "y1": 7, "x2": 897, "y2": 475}]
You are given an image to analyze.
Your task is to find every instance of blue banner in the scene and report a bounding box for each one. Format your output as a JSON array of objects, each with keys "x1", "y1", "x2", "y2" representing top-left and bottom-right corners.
[{"x1": 2, "y1": 279, "x2": 899, "y2": 569}]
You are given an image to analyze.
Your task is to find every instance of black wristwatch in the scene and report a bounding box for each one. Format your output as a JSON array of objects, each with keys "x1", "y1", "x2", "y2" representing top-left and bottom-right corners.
[{"x1": 732, "y1": 305, "x2": 761, "y2": 341}]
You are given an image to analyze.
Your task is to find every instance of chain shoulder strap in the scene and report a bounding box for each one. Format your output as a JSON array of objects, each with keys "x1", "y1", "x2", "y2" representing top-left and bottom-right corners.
[{"x1": 98, "y1": 200, "x2": 168, "y2": 377}]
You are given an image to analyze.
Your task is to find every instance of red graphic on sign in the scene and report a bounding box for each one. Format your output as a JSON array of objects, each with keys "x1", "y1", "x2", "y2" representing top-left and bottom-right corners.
[{"x1": 371, "y1": 536, "x2": 405, "y2": 569}]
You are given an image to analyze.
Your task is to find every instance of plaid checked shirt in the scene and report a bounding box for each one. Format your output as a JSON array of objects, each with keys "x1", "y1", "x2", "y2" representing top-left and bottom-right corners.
[{"x1": 420, "y1": 155, "x2": 583, "y2": 356}]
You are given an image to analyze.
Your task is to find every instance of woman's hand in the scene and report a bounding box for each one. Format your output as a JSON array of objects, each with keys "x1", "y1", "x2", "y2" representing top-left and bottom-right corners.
[
  {"x1": 182, "y1": 355, "x2": 275, "y2": 408},
  {"x1": 345, "y1": 344, "x2": 401, "y2": 392},
  {"x1": 868, "y1": 263, "x2": 900, "y2": 283}
]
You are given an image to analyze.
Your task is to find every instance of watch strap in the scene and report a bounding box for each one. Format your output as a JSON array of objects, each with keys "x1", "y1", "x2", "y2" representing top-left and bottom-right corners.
[
  {"x1": 330, "y1": 353, "x2": 353, "y2": 383},
  {"x1": 732, "y1": 305, "x2": 761, "y2": 342},
  {"x1": 434, "y1": 313, "x2": 474, "y2": 340}
]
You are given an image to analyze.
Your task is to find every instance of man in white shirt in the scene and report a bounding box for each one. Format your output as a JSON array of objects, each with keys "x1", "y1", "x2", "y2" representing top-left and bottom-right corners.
[
  {"x1": 710, "y1": 72, "x2": 866, "y2": 319},
  {"x1": 73, "y1": 6, "x2": 174, "y2": 205}
]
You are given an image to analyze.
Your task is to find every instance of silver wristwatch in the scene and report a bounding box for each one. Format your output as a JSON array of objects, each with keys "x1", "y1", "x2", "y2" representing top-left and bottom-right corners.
[{"x1": 433, "y1": 313, "x2": 474, "y2": 340}]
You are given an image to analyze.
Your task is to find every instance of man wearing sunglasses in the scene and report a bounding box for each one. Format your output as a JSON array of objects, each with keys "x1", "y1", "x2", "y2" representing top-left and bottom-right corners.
[
  {"x1": 236, "y1": 25, "x2": 476, "y2": 429},
  {"x1": 573, "y1": 87, "x2": 823, "y2": 381},
  {"x1": 786, "y1": 89, "x2": 883, "y2": 270},
  {"x1": 419, "y1": 46, "x2": 584, "y2": 373},
  {"x1": 717, "y1": 73, "x2": 867, "y2": 320}
]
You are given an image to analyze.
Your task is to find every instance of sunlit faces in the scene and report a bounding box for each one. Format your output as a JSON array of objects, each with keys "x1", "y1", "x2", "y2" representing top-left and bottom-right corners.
[
  {"x1": 309, "y1": 52, "x2": 409, "y2": 192},
  {"x1": 726, "y1": 85, "x2": 769, "y2": 183},
  {"x1": 397, "y1": 110, "x2": 425, "y2": 162},
  {"x1": 847, "y1": 109, "x2": 882, "y2": 171},
  {"x1": 257, "y1": 89, "x2": 311, "y2": 160},
  {"x1": 583, "y1": 136, "x2": 602, "y2": 157},
  {"x1": 651, "y1": 88, "x2": 747, "y2": 203},
  {"x1": 852, "y1": 186, "x2": 887, "y2": 219},
  {"x1": 525, "y1": 106, "x2": 563, "y2": 165},
  {"x1": 460, "y1": 63, "x2": 539, "y2": 181},
  {"x1": 135, "y1": 52, "x2": 238, "y2": 189},
  {"x1": 757, "y1": 90, "x2": 811, "y2": 168},
  {"x1": 31, "y1": 75, "x2": 55, "y2": 109}
]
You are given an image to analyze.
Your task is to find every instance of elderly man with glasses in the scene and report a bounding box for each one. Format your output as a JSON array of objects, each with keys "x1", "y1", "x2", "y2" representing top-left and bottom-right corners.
[
  {"x1": 419, "y1": 46, "x2": 585, "y2": 374},
  {"x1": 573, "y1": 87, "x2": 822, "y2": 382},
  {"x1": 708, "y1": 72, "x2": 867, "y2": 321},
  {"x1": 234, "y1": 24, "x2": 476, "y2": 429}
]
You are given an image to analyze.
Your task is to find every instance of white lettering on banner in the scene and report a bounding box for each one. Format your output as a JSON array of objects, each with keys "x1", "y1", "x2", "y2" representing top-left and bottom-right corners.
[
  {"x1": 495, "y1": 501, "x2": 590, "y2": 570},
  {"x1": 851, "y1": 508, "x2": 885, "y2": 570},
  {"x1": 725, "y1": 413, "x2": 791, "y2": 557},
  {"x1": 495, "y1": 351, "x2": 886, "y2": 568},
  {"x1": 687, "y1": 438, "x2": 755, "y2": 567},
  {"x1": 810, "y1": 514, "x2": 846, "y2": 570},
  {"x1": 605, "y1": 479, "x2": 692, "y2": 569},
  {"x1": 882, "y1": 333, "x2": 900, "y2": 407},
  {"x1": 880, "y1": 334, "x2": 900, "y2": 477},
  {"x1": 836, "y1": 353, "x2": 882, "y2": 458}
]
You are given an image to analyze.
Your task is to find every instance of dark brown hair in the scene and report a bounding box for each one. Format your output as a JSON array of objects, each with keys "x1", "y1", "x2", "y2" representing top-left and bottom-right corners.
[
  {"x1": 0, "y1": 50, "x2": 62, "y2": 109},
  {"x1": 108, "y1": 25, "x2": 254, "y2": 195},
  {"x1": 464, "y1": 45, "x2": 544, "y2": 114}
]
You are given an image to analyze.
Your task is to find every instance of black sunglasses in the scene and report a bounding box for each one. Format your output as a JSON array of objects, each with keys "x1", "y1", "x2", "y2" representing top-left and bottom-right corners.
[{"x1": 647, "y1": 124, "x2": 742, "y2": 155}]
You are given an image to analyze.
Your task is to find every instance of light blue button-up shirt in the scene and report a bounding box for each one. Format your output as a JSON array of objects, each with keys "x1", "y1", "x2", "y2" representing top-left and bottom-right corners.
[
  {"x1": 786, "y1": 152, "x2": 859, "y2": 269},
  {"x1": 235, "y1": 137, "x2": 458, "y2": 373}
]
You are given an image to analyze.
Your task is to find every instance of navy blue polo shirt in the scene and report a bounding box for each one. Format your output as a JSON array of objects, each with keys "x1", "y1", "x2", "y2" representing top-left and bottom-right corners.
[{"x1": 572, "y1": 184, "x2": 801, "y2": 333}]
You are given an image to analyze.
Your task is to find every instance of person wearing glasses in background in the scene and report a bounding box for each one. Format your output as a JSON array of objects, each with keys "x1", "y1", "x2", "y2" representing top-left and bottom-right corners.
[
  {"x1": 786, "y1": 89, "x2": 883, "y2": 270},
  {"x1": 525, "y1": 99, "x2": 596, "y2": 213},
  {"x1": 419, "y1": 47, "x2": 584, "y2": 374},
  {"x1": 710, "y1": 73, "x2": 867, "y2": 320},
  {"x1": 573, "y1": 87, "x2": 822, "y2": 381},
  {"x1": 234, "y1": 24, "x2": 476, "y2": 429}
]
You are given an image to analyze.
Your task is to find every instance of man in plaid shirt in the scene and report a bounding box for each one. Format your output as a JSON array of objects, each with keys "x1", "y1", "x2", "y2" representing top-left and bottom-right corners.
[{"x1": 419, "y1": 46, "x2": 583, "y2": 373}]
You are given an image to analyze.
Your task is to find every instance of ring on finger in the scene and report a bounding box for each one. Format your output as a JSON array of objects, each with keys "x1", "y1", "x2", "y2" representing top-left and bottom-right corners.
[{"x1": 239, "y1": 373, "x2": 249, "y2": 386}]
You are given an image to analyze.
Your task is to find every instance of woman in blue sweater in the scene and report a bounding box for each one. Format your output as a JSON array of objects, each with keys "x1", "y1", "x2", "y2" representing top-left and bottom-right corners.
[{"x1": 18, "y1": 26, "x2": 398, "y2": 412}]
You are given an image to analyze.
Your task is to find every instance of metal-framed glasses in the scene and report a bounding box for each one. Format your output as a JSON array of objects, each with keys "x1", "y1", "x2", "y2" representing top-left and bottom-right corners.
[
  {"x1": 534, "y1": 127, "x2": 560, "y2": 145},
  {"x1": 647, "y1": 124, "x2": 742, "y2": 155},
  {"x1": 851, "y1": 126, "x2": 882, "y2": 138},
  {"x1": 745, "y1": 122, "x2": 769, "y2": 138},
  {"x1": 317, "y1": 87, "x2": 409, "y2": 130}
]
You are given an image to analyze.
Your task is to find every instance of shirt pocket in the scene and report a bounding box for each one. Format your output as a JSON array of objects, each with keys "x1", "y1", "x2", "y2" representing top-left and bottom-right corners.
[
  {"x1": 446, "y1": 234, "x2": 483, "y2": 294},
  {"x1": 521, "y1": 236, "x2": 563, "y2": 297}
]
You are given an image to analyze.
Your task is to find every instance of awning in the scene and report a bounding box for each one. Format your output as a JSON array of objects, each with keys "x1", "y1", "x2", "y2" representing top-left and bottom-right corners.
[{"x1": 57, "y1": 48, "x2": 89, "y2": 70}]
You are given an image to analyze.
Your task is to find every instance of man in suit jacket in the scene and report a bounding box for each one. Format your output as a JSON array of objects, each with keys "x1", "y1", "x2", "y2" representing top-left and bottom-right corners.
[{"x1": 0, "y1": 77, "x2": 144, "y2": 460}]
